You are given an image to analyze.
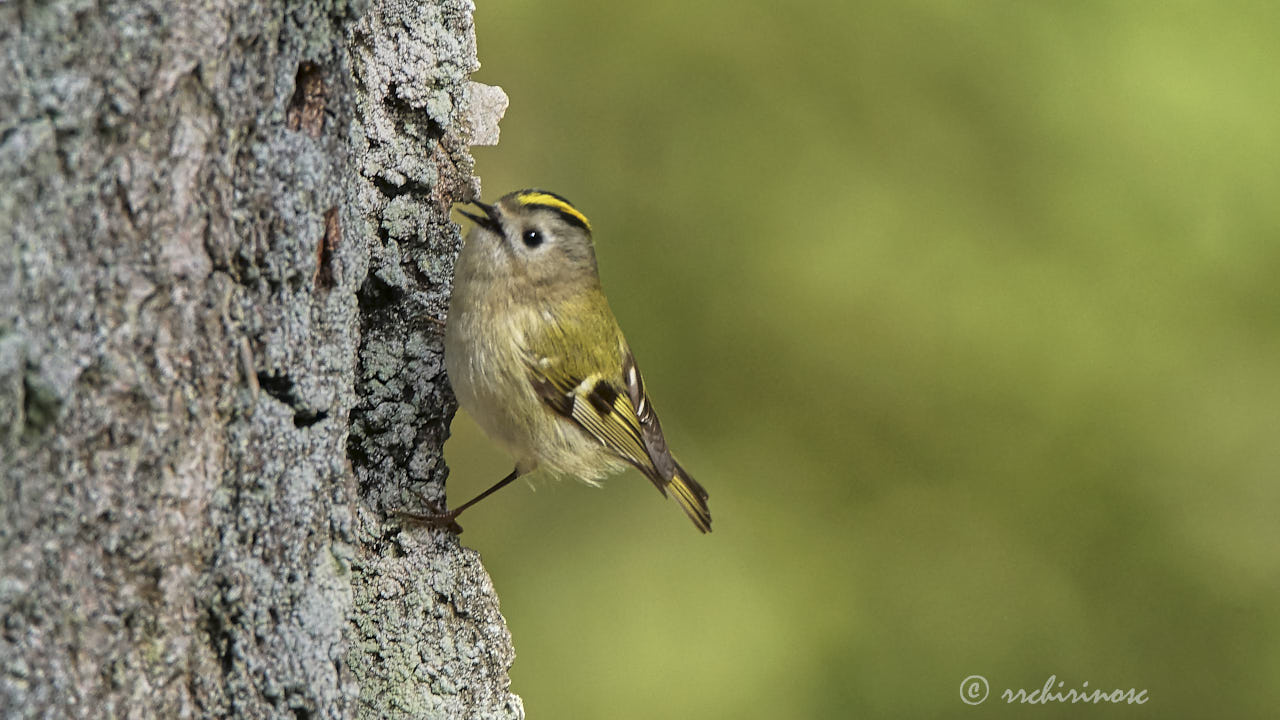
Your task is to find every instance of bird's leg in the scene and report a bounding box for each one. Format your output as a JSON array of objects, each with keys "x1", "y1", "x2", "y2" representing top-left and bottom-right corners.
[
  {"x1": 400, "y1": 488, "x2": 465, "y2": 534},
  {"x1": 398, "y1": 468, "x2": 521, "y2": 534}
]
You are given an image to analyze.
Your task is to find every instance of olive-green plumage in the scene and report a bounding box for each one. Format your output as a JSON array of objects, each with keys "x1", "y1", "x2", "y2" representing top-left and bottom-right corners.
[{"x1": 444, "y1": 189, "x2": 711, "y2": 532}]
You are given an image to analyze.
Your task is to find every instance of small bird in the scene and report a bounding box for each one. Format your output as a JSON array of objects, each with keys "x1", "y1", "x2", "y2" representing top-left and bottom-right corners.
[{"x1": 419, "y1": 189, "x2": 711, "y2": 533}]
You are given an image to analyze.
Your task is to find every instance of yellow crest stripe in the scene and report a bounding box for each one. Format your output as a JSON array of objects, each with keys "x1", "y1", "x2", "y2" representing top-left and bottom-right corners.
[{"x1": 516, "y1": 191, "x2": 592, "y2": 231}]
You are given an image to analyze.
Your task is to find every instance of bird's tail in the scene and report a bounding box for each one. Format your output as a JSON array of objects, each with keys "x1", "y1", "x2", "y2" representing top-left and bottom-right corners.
[{"x1": 666, "y1": 460, "x2": 712, "y2": 533}]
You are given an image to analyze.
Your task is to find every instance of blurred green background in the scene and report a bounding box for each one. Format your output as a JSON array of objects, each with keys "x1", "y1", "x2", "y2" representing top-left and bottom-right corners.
[{"x1": 452, "y1": 2, "x2": 1280, "y2": 717}]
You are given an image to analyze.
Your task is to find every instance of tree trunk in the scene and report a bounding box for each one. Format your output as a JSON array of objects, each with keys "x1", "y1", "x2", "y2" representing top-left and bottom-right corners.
[{"x1": 1, "y1": 0, "x2": 518, "y2": 717}]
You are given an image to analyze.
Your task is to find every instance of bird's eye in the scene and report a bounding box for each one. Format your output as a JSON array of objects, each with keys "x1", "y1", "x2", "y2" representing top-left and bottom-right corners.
[{"x1": 521, "y1": 229, "x2": 544, "y2": 248}]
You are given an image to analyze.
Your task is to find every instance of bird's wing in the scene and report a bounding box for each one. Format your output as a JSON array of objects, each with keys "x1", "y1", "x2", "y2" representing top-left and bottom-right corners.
[
  {"x1": 524, "y1": 337, "x2": 712, "y2": 532},
  {"x1": 524, "y1": 351, "x2": 654, "y2": 473},
  {"x1": 619, "y1": 349, "x2": 711, "y2": 532}
]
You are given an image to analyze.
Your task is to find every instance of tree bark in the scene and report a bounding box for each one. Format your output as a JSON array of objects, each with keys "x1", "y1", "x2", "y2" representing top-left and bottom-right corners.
[{"x1": 1, "y1": 0, "x2": 518, "y2": 717}]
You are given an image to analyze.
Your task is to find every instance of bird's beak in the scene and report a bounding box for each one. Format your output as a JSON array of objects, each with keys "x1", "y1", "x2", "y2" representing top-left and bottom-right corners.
[{"x1": 458, "y1": 200, "x2": 502, "y2": 233}]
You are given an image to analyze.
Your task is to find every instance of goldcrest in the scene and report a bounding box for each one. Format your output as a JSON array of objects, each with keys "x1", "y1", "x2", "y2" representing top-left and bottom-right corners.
[{"x1": 432, "y1": 189, "x2": 711, "y2": 532}]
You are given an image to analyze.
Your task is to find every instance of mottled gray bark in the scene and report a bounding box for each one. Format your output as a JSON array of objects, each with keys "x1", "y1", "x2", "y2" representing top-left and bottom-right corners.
[{"x1": 1, "y1": 0, "x2": 518, "y2": 718}]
